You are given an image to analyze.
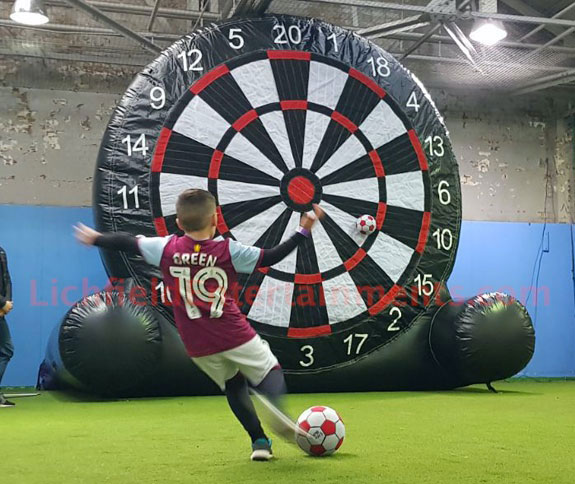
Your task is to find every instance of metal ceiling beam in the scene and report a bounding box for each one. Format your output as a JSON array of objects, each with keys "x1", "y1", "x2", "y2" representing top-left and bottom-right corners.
[
  {"x1": 513, "y1": 69, "x2": 575, "y2": 95},
  {"x1": 0, "y1": 49, "x2": 147, "y2": 67},
  {"x1": 4, "y1": 18, "x2": 575, "y2": 57},
  {"x1": 500, "y1": 0, "x2": 564, "y2": 37},
  {"x1": 519, "y1": 1, "x2": 575, "y2": 42},
  {"x1": 364, "y1": 29, "x2": 575, "y2": 55},
  {"x1": 222, "y1": 0, "x2": 272, "y2": 18},
  {"x1": 147, "y1": 0, "x2": 163, "y2": 32},
  {"x1": 357, "y1": 15, "x2": 431, "y2": 38},
  {"x1": 0, "y1": 19, "x2": 179, "y2": 41},
  {"x1": 62, "y1": 0, "x2": 161, "y2": 53},
  {"x1": 302, "y1": 0, "x2": 436, "y2": 14},
  {"x1": 471, "y1": 10, "x2": 575, "y2": 27},
  {"x1": 399, "y1": 23, "x2": 443, "y2": 59},
  {"x1": 515, "y1": 67, "x2": 575, "y2": 89},
  {"x1": 442, "y1": 20, "x2": 479, "y2": 68},
  {"x1": 306, "y1": 0, "x2": 575, "y2": 27},
  {"x1": 521, "y1": 26, "x2": 575, "y2": 61},
  {"x1": 399, "y1": 0, "x2": 473, "y2": 62},
  {"x1": 38, "y1": 1, "x2": 220, "y2": 21}
]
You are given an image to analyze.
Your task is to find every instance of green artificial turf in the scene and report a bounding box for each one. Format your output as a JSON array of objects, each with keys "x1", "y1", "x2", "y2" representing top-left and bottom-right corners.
[{"x1": 2, "y1": 381, "x2": 574, "y2": 484}]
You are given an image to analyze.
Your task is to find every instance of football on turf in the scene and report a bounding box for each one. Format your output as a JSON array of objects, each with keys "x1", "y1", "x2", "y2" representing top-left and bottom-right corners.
[
  {"x1": 356, "y1": 214, "x2": 376, "y2": 234},
  {"x1": 296, "y1": 406, "x2": 345, "y2": 456}
]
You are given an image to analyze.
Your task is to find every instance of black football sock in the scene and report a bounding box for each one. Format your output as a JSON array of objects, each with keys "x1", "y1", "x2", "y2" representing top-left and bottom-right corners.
[
  {"x1": 255, "y1": 368, "x2": 287, "y2": 409},
  {"x1": 224, "y1": 373, "x2": 267, "y2": 443}
]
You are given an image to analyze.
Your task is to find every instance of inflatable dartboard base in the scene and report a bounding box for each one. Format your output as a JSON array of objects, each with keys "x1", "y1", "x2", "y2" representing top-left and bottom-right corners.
[
  {"x1": 40, "y1": 284, "x2": 468, "y2": 397},
  {"x1": 430, "y1": 292, "x2": 535, "y2": 387},
  {"x1": 39, "y1": 284, "x2": 220, "y2": 398}
]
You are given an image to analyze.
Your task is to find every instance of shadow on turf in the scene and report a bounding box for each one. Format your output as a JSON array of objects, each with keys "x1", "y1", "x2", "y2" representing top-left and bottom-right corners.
[
  {"x1": 47, "y1": 389, "x2": 191, "y2": 403},
  {"x1": 305, "y1": 452, "x2": 357, "y2": 460},
  {"x1": 434, "y1": 385, "x2": 541, "y2": 396}
]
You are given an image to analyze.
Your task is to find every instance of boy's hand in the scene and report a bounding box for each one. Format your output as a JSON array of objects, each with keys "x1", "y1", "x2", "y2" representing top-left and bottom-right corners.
[
  {"x1": 74, "y1": 223, "x2": 102, "y2": 246},
  {"x1": 300, "y1": 204, "x2": 325, "y2": 231},
  {"x1": 1, "y1": 301, "x2": 13, "y2": 315}
]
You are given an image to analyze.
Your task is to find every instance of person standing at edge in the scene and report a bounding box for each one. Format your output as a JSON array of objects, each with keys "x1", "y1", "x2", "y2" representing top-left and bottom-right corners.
[{"x1": 0, "y1": 245, "x2": 15, "y2": 407}]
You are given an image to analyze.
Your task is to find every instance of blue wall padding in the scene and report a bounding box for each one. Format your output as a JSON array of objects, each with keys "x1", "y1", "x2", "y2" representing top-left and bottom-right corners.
[
  {"x1": 0, "y1": 205, "x2": 108, "y2": 387},
  {"x1": 448, "y1": 221, "x2": 575, "y2": 378},
  {"x1": 0, "y1": 205, "x2": 573, "y2": 386}
]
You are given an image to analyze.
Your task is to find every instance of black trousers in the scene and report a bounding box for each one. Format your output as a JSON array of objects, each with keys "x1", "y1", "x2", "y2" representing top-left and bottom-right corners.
[{"x1": 0, "y1": 316, "x2": 14, "y2": 389}]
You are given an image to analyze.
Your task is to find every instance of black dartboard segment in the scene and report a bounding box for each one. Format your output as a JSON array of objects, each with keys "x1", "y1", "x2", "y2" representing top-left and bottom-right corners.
[{"x1": 94, "y1": 15, "x2": 461, "y2": 373}]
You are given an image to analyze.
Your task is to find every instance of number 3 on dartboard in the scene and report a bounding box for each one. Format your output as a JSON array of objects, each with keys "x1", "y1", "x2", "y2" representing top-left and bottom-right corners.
[{"x1": 299, "y1": 345, "x2": 314, "y2": 367}]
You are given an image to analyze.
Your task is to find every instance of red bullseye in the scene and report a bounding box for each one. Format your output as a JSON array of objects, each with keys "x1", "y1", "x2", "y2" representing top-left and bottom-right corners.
[{"x1": 288, "y1": 176, "x2": 315, "y2": 205}]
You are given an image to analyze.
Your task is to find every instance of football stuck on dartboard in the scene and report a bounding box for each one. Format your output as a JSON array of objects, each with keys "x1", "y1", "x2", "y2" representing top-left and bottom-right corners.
[
  {"x1": 356, "y1": 214, "x2": 377, "y2": 234},
  {"x1": 296, "y1": 406, "x2": 345, "y2": 457}
]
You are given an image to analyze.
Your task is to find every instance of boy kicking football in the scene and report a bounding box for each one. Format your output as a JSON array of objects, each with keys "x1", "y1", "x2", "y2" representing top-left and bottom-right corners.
[{"x1": 75, "y1": 189, "x2": 323, "y2": 461}]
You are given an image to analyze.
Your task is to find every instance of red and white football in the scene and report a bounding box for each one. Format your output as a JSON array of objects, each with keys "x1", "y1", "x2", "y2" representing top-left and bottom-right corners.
[
  {"x1": 296, "y1": 406, "x2": 345, "y2": 457},
  {"x1": 356, "y1": 214, "x2": 376, "y2": 234}
]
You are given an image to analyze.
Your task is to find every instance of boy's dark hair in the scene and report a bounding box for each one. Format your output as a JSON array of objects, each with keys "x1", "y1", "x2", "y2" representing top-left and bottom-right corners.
[{"x1": 176, "y1": 189, "x2": 217, "y2": 232}]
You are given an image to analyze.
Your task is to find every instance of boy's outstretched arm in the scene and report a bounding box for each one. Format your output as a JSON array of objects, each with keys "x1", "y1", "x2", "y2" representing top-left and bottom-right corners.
[
  {"x1": 74, "y1": 224, "x2": 141, "y2": 255},
  {"x1": 74, "y1": 223, "x2": 169, "y2": 267},
  {"x1": 258, "y1": 204, "x2": 324, "y2": 268}
]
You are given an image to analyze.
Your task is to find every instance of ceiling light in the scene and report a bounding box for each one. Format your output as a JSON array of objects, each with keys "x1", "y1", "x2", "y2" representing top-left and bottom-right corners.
[
  {"x1": 470, "y1": 19, "x2": 507, "y2": 46},
  {"x1": 10, "y1": 0, "x2": 49, "y2": 26}
]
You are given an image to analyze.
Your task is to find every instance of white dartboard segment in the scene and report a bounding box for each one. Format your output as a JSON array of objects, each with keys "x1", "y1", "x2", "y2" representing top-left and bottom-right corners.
[
  {"x1": 248, "y1": 276, "x2": 294, "y2": 327},
  {"x1": 230, "y1": 203, "x2": 287, "y2": 247},
  {"x1": 271, "y1": 211, "x2": 300, "y2": 274},
  {"x1": 159, "y1": 173, "x2": 208, "y2": 216},
  {"x1": 312, "y1": 216, "x2": 345, "y2": 274},
  {"x1": 217, "y1": 179, "x2": 281, "y2": 206},
  {"x1": 231, "y1": 59, "x2": 280, "y2": 108},
  {"x1": 225, "y1": 134, "x2": 285, "y2": 180},
  {"x1": 301, "y1": 111, "x2": 332, "y2": 170},
  {"x1": 307, "y1": 61, "x2": 349, "y2": 110},
  {"x1": 172, "y1": 95, "x2": 230, "y2": 149},
  {"x1": 359, "y1": 101, "x2": 406, "y2": 150},
  {"x1": 323, "y1": 272, "x2": 368, "y2": 324},
  {"x1": 259, "y1": 111, "x2": 297, "y2": 170},
  {"x1": 315, "y1": 135, "x2": 367, "y2": 180},
  {"x1": 385, "y1": 171, "x2": 425, "y2": 212},
  {"x1": 322, "y1": 177, "x2": 379, "y2": 203},
  {"x1": 368, "y1": 231, "x2": 414, "y2": 283}
]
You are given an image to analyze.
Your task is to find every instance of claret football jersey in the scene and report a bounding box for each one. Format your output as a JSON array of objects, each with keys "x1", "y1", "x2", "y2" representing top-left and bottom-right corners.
[{"x1": 138, "y1": 234, "x2": 262, "y2": 357}]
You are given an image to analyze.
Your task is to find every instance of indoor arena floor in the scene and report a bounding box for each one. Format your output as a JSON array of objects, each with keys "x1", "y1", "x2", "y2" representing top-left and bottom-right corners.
[{"x1": 3, "y1": 381, "x2": 574, "y2": 484}]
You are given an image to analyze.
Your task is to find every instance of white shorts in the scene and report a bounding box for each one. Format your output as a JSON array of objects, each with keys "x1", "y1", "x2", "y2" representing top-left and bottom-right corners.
[{"x1": 192, "y1": 335, "x2": 279, "y2": 391}]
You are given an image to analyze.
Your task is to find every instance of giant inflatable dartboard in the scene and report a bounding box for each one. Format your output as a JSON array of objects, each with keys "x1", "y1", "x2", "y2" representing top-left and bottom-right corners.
[{"x1": 95, "y1": 15, "x2": 461, "y2": 376}]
